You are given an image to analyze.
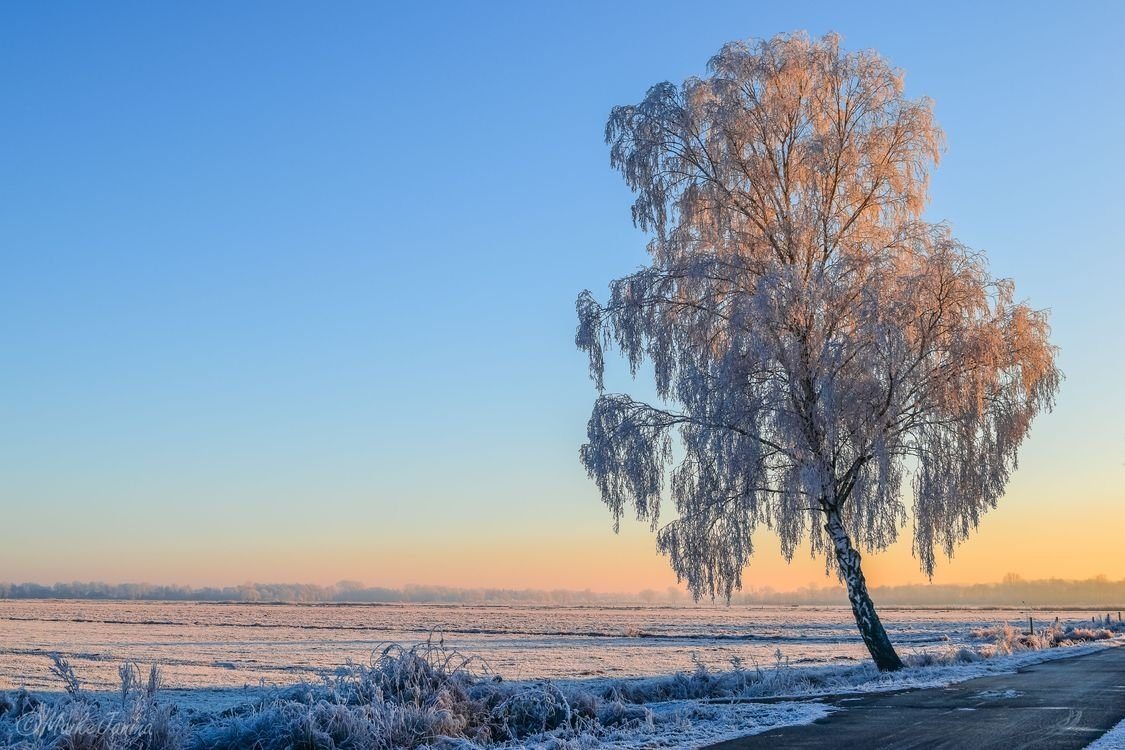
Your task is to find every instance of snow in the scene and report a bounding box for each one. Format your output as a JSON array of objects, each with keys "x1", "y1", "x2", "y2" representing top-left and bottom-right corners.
[
  {"x1": 563, "y1": 637, "x2": 1122, "y2": 708},
  {"x1": 1, "y1": 604, "x2": 1121, "y2": 749},
  {"x1": 1088, "y1": 717, "x2": 1125, "y2": 750},
  {"x1": 6, "y1": 600, "x2": 1120, "y2": 693},
  {"x1": 518, "y1": 700, "x2": 834, "y2": 749}
]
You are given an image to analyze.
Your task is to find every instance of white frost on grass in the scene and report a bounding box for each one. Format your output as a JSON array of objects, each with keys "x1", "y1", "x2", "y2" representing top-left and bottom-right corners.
[
  {"x1": 1087, "y1": 716, "x2": 1125, "y2": 750},
  {"x1": 572, "y1": 633, "x2": 1124, "y2": 707},
  {"x1": 1, "y1": 630, "x2": 1121, "y2": 750},
  {"x1": 508, "y1": 700, "x2": 833, "y2": 750}
]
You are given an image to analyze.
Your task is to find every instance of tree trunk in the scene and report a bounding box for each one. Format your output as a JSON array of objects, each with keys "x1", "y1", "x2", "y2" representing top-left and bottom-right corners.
[{"x1": 825, "y1": 508, "x2": 905, "y2": 672}]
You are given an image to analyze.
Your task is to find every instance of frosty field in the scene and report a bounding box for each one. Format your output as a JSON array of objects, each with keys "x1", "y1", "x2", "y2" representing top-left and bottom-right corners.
[
  {"x1": 2, "y1": 600, "x2": 1123, "y2": 748},
  {"x1": 1, "y1": 600, "x2": 1113, "y2": 694}
]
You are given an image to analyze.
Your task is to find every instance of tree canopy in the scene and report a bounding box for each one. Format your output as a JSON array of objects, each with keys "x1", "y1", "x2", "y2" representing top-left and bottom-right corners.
[{"x1": 577, "y1": 32, "x2": 1059, "y2": 604}]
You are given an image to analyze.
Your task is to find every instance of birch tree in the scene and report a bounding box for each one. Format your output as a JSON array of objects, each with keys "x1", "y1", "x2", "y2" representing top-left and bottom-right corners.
[{"x1": 575, "y1": 33, "x2": 1059, "y2": 671}]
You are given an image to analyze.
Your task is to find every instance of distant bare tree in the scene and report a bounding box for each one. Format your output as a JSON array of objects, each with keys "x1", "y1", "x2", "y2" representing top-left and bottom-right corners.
[{"x1": 575, "y1": 32, "x2": 1059, "y2": 671}]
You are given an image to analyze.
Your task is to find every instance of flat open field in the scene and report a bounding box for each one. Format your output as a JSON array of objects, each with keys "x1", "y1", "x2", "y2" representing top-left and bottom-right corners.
[{"x1": 1, "y1": 600, "x2": 1111, "y2": 692}]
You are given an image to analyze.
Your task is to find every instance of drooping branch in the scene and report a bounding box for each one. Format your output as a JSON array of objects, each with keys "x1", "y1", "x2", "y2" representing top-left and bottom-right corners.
[{"x1": 578, "y1": 31, "x2": 1058, "y2": 603}]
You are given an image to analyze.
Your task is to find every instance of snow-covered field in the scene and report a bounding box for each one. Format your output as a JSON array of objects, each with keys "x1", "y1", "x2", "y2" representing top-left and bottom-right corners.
[
  {"x1": 0, "y1": 601, "x2": 1122, "y2": 748},
  {"x1": 3, "y1": 600, "x2": 1119, "y2": 693}
]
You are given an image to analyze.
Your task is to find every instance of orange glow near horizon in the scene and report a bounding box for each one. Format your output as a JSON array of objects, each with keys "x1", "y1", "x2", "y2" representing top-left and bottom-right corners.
[
  {"x1": 4, "y1": 472, "x2": 1119, "y2": 593},
  {"x1": 4, "y1": 6, "x2": 1124, "y2": 602}
]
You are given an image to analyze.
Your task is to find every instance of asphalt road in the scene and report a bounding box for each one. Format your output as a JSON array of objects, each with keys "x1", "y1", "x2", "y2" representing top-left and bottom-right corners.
[{"x1": 706, "y1": 644, "x2": 1125, "y2": 750}]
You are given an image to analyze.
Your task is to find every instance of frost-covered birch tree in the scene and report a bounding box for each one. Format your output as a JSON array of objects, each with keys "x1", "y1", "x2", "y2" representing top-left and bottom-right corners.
[{"x1": 575, "y1": 32, "x2": 1059, "y2": 671}]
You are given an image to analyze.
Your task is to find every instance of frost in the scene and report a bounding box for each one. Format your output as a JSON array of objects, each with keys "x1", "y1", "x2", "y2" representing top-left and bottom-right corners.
[
  {"x1": 2, "y1": 628, "x2": 1120, "y2": 750},
  {"x1": 577, "y1": 31, "x2": 1060, "y2": 670},
  {"x1": 1088, "y1": 716, "x2": 1125, "y2": 750}
]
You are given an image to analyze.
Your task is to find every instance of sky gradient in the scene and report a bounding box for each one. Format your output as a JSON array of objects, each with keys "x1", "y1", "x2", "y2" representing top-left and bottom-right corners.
[{"x1": 1, "y1": 1, "x2": 1122, "y2": 593}]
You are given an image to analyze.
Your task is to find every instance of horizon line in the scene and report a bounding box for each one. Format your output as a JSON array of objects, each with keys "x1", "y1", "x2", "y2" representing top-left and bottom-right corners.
[{"x1": 3, "y1": 575, "x2": 1124, "y2": 606}]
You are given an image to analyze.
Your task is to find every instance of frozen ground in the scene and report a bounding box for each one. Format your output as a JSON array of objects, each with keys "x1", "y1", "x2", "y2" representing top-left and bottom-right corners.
[
  {"x1": 0, "y1": 634, "x2": 1120, "y2": 749},
  {"x1": 1089, "y1": 717, "x2": 1125, "y2": 750},
  {"x1": 0, "y1": 601, "x2": 1122, "y2": 748},
  {"x1": 3, "y1": 600, "x2": 1120, "y2": 692}
]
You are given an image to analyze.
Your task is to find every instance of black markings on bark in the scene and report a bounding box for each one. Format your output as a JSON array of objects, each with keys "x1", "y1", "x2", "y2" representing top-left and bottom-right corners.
[{"x1": 826, "y1": 508, "x2": 905, "y2": 672}]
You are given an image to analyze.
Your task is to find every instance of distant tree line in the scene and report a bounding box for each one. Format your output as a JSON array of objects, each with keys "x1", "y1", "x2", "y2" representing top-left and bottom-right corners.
[
  {"x1": 0, "y1": 575, "x2": 1122, "y2": 607},
  {"x1": 0, "y1": 580, "x2": 678, "y2": 605},
  {"x1": 731, "y1": 574, "x2": 1125, "y2": 608}
]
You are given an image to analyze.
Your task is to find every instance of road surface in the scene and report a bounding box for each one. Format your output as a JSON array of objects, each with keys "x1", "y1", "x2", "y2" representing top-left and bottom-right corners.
[{"x1": 706, "y1": 644, "x2": 1125, "y2": 749}]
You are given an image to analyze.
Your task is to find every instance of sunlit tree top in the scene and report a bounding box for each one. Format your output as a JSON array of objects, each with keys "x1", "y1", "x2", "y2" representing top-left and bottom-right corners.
[{"x1": 577, "y1": 32, "x2": 1059, "y2": 602}]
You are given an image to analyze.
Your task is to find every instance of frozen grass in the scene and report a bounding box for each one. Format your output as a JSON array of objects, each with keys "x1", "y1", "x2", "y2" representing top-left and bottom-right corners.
[
  {"x1": 1088, "y1": 716, "x2": 1125, "y2": 750},
  {"x1": 579, "y1": 619, "x2": 1125, "y2": 706},
  {"x1": 2, "y1": 625, "x2": 1122, "y2": 750},
  {"x1": 968, "y1": 617, "x2": 1125, "y2": 656},
  {"x1": 0, "y1": 655, "x2": 184, "y2": 750}
]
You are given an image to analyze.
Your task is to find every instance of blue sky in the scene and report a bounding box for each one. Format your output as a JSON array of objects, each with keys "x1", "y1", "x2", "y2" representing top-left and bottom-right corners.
[{"x1": 1, "y1": 1, "x2": 1122, "y2": 589}]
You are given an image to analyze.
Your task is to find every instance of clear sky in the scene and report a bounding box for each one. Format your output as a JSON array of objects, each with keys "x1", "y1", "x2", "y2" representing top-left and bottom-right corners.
[{"x1": 1, "y1": 1, "x2": 1122, "y2": 593}]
